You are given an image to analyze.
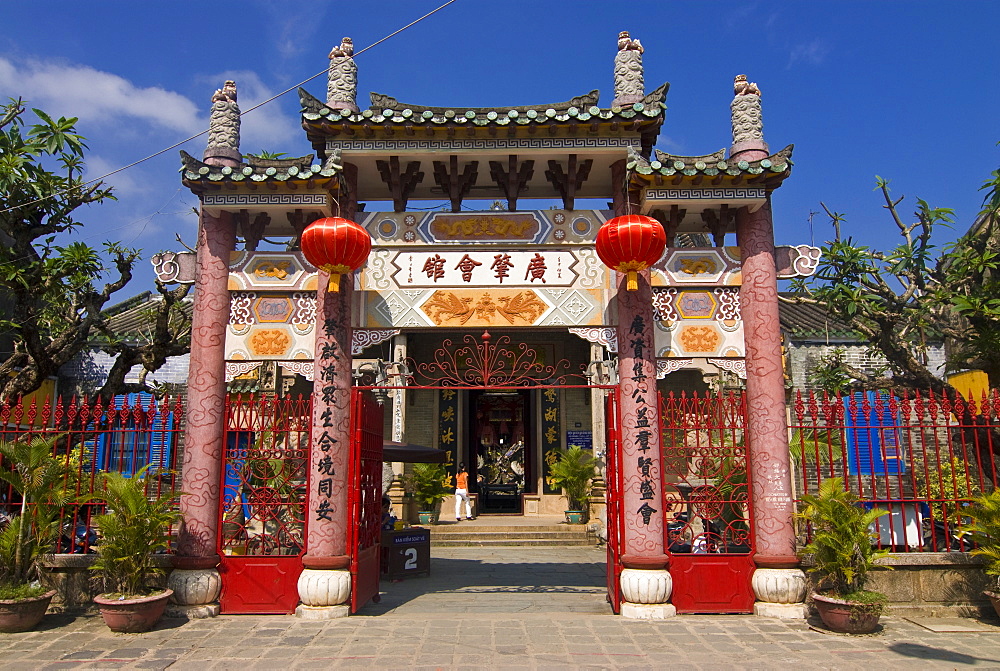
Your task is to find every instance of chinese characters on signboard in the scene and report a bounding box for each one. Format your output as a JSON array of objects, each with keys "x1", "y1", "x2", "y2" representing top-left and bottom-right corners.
[
  {"x1": 314, "y1": 316, "x2": 341, "y2": 523},
  {"x1": 628, "y1": 314, "x2": 658, "y2": 526}
]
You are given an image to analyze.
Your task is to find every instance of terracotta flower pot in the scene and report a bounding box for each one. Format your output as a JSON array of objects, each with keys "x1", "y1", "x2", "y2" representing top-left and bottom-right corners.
[
  {"x1": 94, "y1": 589, "x2": 172, "y2": 633},
  {"x1": 0, "y1": 589, "x2": 56, "y2": 633},
  {"x1": 985, "y1": 591, "x2": 1000, "y2": 619},
  {"x1": 812, "y1": 592, "x2": 882, "y2": 634}
]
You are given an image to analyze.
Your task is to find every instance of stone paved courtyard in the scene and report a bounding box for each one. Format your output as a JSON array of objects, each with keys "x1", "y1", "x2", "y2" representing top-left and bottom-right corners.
[{"x1": 2, "y1": 547, "x2": 999, "y2": 669}]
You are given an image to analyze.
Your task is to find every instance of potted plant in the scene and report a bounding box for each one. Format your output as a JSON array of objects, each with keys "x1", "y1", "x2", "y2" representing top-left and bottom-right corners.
[
  {"x1": 547, "y1": 445, "x2": 598, "y2": 524},
  {"x1": 0, "y1": 437, "x2": 72, "y2": 632},
  {"x1": 88, "y1": 465, "x2": 181, "y2": 632},
  {"x1": 961, "y1": 488, "x2": 1000, "y2": 618},
  {"x1": 797, "y1": 477, "x2": 891, "y2": 634},
  {"x1": 408, "y1": 462, "x2": 451, "y2": 525}
]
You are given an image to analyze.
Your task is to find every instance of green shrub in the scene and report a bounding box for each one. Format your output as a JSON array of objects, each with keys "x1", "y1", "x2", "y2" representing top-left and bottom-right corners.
[
  {"x1": 962, "y1": 488, "x2": 1000, "y2": 593},
  {"x1": 798, "y1": 477, "x2": 891, "y2": 603},
  {"x1": 408, "y1": 462, "x2": 452, "y2": 512},
  {"x1": 88, "y1": 466, "x2": 181, "y2": 598},
  {"x1": 546, "y1": 446, "x2": 598, "y2": 511}
]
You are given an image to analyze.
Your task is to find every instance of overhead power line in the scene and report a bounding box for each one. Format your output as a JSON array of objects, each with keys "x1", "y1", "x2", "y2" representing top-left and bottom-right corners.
[{"x1": 0, "y1": 0, "x2": 459, "y2": 217}]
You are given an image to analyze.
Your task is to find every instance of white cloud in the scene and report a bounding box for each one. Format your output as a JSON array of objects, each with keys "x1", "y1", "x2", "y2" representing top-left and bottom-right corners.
[
  {"x1": 0, "y1": 56, "x2": 204, "y2": 134},
  {"x1": 787, "y1": 39, "x2": 829, "y2": 68}
]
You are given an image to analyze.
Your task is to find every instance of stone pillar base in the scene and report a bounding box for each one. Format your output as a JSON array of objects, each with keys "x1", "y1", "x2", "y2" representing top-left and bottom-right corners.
[
  {"x1": 295, "y1": 604, "x2": 350, "y2": 620},
  {"x1": 621, "y1": 602, "x2": 677, "y2": 620},
  {"x1": 165, "y1": 603, "x2": 221, "y2": 619},
  {"x1": 166, "y1": 567, "x2": 221, "y2": 619},
  {"x1": 754, "y1": 601, "x2": 806, "y2": 619}
]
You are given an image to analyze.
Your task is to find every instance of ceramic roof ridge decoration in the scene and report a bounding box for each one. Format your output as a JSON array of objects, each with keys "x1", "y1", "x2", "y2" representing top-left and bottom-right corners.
[
  {"x1": 179, "y1": 150, "x2": 342, "y2": 188},
  {"x1": 298, "y1": 83, "x2": 668, "y2": 127},
  {"x1": 627, "y1": 144, "x2": 795, "y2": 180},
  {"x1": 368, "y1": 90, "x2": 601, "y2": 115},
  {"x1": 653, "y1": 148, "x2": 728, "y2": 165}
]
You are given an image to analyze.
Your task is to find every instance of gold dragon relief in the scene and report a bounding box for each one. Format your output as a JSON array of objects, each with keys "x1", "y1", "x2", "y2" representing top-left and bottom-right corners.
[
  {"x1": 428, "y1": 213, "x2": 539, "y2": 240},
  {"x1": 421, "y1": 289, "x2": 548, "y2": 326}
]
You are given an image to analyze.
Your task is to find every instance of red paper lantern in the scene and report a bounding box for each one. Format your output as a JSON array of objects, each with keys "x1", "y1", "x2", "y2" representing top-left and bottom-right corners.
[
  {"x1": 595, "y1": 214, "x2": 666, "y2": 291},
  {"x1": 300, "y1": 217, "x2": 372, "y2": 291}
]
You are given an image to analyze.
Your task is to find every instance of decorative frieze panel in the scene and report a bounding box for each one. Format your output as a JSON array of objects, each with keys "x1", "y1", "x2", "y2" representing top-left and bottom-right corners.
[
  {"x1": 652, "y1": 247, "x2": 742, "y2": 286},
  {"x1": 641, "y1": 187, "x2": 767, "y2": 213},
  {"x1": 327, "y1": 137, "x2": 637, "y2": 153},
  {"x1": 228, "y1": 252, "x2": 318, "y2": 291},
  {"x1": 203, "y1": 193, "x2": 333, "y2": 218},
  {"x1": 359, "y1": 209, "x2": 609, "y2": 246}
]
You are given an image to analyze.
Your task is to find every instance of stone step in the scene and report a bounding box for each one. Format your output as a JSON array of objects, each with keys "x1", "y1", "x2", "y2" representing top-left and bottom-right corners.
[
  {"x1": 429, "y1": 525, "x2": 588, "y2": 534},
  {"x1": 433, "y1": 538, "x2": 596, "y2": 547},
  {"x1": 431, "y1": 532, "x2": 590, "y2": 542}
]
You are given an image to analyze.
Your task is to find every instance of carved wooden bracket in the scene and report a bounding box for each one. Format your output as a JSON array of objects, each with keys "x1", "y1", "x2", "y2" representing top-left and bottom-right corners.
[
  {"x1": 701, "y1": 204, "x2": 733, "y2": 247},
  {"x1": 376, "y1": 155, "x2": 424, "y2": 212},
  {"x1": 242, "y1": 212, "x2": 270, "y2": 251},
  {"x1": 286, "y1": 209, "x2": 318, "y2": 250},
  {"x1": 432, "y1": 155, "x2": 479, "y2": 212},
  {"x1": 652, "y1": 205, "x2": 686, "y2": 247},
  {"x1": 544, "y1": 154, "x2": 593, "y2": 211},
  {"x1": 488, "y1": 155, "x2": 535, "y2": 211}
]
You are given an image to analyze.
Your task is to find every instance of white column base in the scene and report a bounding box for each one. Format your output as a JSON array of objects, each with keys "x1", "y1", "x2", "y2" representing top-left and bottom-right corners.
[
  {"x1": 164, "y1": 603, "x2": 221, "y2": 619},
  {"x1": 621, "y1": 601, "x2": 677, "y2": 619},
  {"x1": 166, "y1": 567, "x2": 221, "y2": 618},
  {"x1": 295, "y1": 604, "x2": 350, "y2": 620},
  {"x1": 754, "y1": 601, "x2": 807, "y2": 619}
]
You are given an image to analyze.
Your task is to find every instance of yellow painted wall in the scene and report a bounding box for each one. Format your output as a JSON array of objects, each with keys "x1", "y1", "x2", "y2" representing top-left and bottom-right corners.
[{"x1": 948, "y1": 369, "x2": 989, "y2": 402}]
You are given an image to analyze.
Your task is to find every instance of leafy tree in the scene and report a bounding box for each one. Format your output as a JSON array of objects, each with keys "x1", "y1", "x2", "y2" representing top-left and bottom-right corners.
[
  {"x1": 788, "y1": 171, "x2": 1000, "y2": 395},
  {"x1": 0, "y1": 98, "x2": 190, "y2": 402}
]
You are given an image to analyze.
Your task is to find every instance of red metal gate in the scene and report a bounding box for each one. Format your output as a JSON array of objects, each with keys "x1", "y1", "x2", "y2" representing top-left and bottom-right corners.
[
  {"x1": 348, "y1": 389, "x2": 384, "y2": 613},
  {"x1": 218, "y1": 395, "x2": 309, "y2": 614},
  {"x1": 605, "y1": 391, "x2": 623, "y2": 613},
  {"x1": 660, "y1": 391, "x2": 755, "y2": 613}
]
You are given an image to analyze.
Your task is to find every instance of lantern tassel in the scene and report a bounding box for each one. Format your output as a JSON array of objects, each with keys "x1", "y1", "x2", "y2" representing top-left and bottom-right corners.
[
  {"x1": 626, "y1": 270, "x2": 638, "y2": 291},
  {"x1": 327, "y1": 273, "x2": 341, "y2": 292}
]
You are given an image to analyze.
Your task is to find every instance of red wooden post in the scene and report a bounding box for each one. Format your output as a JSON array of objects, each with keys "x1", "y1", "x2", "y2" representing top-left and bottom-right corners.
[
  {"x1": 168, "y1": 209, "x2": 235, "y2": 618},
  {"x1": 296, "y1": 272, "x2": 355, "y2": 619},
  {"x1": 738, "y1": 199, "x2": 807, "y2": 616},
  {"x1": 614, "y1": 270, "x2": 675, "y2": 618}
]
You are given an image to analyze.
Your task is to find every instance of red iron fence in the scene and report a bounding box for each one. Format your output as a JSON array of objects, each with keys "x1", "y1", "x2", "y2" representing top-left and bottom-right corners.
[
  {"x1": 658, "y1": 391, "x2": 753, "y2": 555},
  {"x1": 790, "y1": 389, "x2": 999, "y2": 552},
  {"x1": 0, "y1": 394, "x2": 183, "y2": 554}
]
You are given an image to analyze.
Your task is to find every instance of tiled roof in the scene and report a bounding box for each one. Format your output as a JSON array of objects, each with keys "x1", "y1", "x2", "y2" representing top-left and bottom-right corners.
[
  {"x1": 778, "y1": 293, "x2": 857, "y2": 340},
  {"x1": 179, "y1": 151, "x2": 341, "y2": 189},
  {"x1": 104, "y1": 293, "x2": 193, "y2": 340},
  {"x1": 299, "y1": 85, "x2": 669, "y2": 130},
  {"x1": 628, "y1": 145, "x2": 794, "y2": 184}
]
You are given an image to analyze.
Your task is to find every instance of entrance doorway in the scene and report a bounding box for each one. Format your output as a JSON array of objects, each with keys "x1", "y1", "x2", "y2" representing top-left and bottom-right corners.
[{"x1": 470, "y1": 389, "x2": 532, "y2": 514}]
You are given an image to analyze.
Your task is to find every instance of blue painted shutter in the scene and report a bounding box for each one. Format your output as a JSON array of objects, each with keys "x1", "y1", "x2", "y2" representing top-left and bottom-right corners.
[{"x1": 843, "y1": 391, "x2": 904, "y2": 475}]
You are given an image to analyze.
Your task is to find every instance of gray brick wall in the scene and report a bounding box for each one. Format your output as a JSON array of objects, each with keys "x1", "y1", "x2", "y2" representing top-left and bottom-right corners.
[{"x1": 787, "y1": 340, "x2": 946, "y2": 390}]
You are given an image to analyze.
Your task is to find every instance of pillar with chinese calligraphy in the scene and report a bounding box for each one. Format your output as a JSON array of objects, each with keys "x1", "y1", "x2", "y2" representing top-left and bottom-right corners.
[
  {"x1": 167, "y1": 80, "x2": 242, "y2": 619},
  {"x1": 296, "y1": 274, "x2": 355, "y2": 619},
  {"x1": 731, "y1": 77, "x2": 808, "y2": 618},
  {"x1": 614, "y1": 269, "x2": 675, "y2": 619}
]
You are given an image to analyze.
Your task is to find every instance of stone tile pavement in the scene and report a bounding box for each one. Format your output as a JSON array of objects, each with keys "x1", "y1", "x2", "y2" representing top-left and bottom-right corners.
[{"x1": 2, "y1": 546, "x2": 999, "y2": 670}]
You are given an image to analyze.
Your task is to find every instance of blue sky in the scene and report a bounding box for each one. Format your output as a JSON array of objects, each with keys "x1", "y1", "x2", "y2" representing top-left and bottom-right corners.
[{"x1": 2, "y1": 1, "x2": 997, "y2": 293}]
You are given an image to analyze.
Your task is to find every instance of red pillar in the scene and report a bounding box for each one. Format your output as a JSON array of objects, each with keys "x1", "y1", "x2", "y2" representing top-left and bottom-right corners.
[
  {"x1": 304, "y1": 276, "x2": 354, "y2": 566},
  {"x1": 736, "y1": 198, "x2": 797, "y2": 567},
  {"x1": 616, "y1": 270, "x2": 668, "y2": 566},
  {"x1": 176, "y1": 210, "x2": 235, "y2": 564}
]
